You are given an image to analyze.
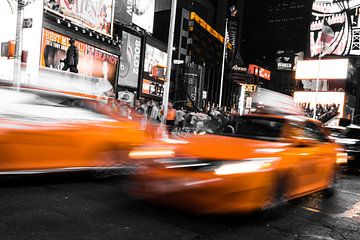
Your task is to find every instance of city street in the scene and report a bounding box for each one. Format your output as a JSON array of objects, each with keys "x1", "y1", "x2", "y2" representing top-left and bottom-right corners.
[{"x1": 1, "y1": 171, "x2": 360, "y2": 240}]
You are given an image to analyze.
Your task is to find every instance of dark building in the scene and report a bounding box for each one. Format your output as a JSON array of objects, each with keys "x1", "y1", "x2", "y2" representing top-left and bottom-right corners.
[
  {"x1": 240, "y1": 0, "x2": 313, "y2": 95},
  {"x1": 153, "y1": 0, "x2": 245, "y2": 109}
]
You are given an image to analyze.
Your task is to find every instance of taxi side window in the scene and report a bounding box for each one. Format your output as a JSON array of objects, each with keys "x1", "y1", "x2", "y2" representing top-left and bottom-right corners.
[{"x1": 304, "y1": 121, "x2": 327, "y2": 142}]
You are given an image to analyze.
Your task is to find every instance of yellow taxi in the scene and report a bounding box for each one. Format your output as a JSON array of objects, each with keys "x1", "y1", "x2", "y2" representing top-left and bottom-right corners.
[
  {"x1": 127, "y1": 114, "x2": 344, "y2": 214},
  {"x1": 0, "y1": 89, "x2": 146, "y2": 175}
]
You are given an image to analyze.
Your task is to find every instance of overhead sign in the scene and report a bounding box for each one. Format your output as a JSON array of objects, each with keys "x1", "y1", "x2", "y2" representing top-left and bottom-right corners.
[
  {"x1": 44, "y1": 0, "x2": 115, "y2": 37},
  {"x1": 295, "y1": 59, "x2": 348, "y2": 80},
  {"x1": 190, "y1": 12, "x2": 232, "y2": 49},
  {"x1": 248, "y1": 64, "x2": 271, "y2": 81}
]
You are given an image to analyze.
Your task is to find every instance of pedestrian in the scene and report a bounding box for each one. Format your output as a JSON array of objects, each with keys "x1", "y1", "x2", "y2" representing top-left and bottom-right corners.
[
  {"x1": 61, "y1": 38, "x2": 79, "y2": 73},
  {"x1": 150, "y1": 101, "x2": 160, "y2": 123},
  {"x1": 166, "y1": 102, "x2": 176, "y2": 135},
  {"x1": 175, "y1": 107, "x2": 185, "y2": 132}
]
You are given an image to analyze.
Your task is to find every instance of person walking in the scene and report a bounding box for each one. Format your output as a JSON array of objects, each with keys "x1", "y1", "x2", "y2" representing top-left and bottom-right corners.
[
  {"x1": 61, "y1": 38, "x2": 79, "y2": 73},
  {"x1": 166, "y1": 102, "x2": 176, "y2": 135},
  {"x1": 150, "y1": 101, "x2": 160, "y2": 123}
]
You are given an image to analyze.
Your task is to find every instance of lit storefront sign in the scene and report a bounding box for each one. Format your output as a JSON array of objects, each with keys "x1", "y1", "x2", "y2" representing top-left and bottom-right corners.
[
  {"x1": 240, "y1": 84, "x2": 257, "y2": 93},
  {"x1": 295, "y1": 59, "x2": 348, "y2": 80},
  {"x1": 142, "y1": 79, "x2": 164, "y2": 97},
  {"x1": 44, "y1": 0, "x2": 115, "y2": 37},
  {"x1": 248, "y1": 64, "x2": 271, "y2": 81}
]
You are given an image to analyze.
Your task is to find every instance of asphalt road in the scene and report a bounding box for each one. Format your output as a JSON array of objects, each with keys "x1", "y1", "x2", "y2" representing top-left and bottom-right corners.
[{"x1": 1, "y1": 171, "x2": 360, "y2": 240}]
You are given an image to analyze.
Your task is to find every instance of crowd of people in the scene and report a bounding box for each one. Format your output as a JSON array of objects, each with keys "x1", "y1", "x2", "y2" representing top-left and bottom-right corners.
[
  {"x1": 297, "y1": 102, "x2": 340, "y2": 122},
  {"x1": 100, "y1": 97, "x2": 342, "y2": 137}
]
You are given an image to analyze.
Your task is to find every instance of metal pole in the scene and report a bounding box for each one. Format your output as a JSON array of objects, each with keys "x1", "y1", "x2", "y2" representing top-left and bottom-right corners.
[
  {"x1": 313, "y1": 11, "x2": 326, "y2": 119},
  {"x1": 219, "y1": 18, "x2": 228, "y2": 107},
  {"x1": 161, "y1": 0, "x2": 177, "y2": 124},
  {"x1": 13, "y1": 0, "x2": 24, "y2": 91},
  {"x1": 313, "y1": 41, "x2": 323, "y2": 119}
]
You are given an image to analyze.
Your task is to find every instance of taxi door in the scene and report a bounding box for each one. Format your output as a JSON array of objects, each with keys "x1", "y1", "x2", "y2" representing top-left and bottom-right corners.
[{"x1": 283, "y1": 121, "x2": 325, "y2": 196}]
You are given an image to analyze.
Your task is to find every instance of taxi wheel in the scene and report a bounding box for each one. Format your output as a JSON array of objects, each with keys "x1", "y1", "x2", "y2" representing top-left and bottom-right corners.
[
  {"x1": 92, "y1": 148, "x2": 128, "y2": 178},
  {"x1": 266, "y1": 174, "x2": 290, "y2": 211},
  {"x1": 323, "y1": 168, "x2": 336, "y2": 198}
]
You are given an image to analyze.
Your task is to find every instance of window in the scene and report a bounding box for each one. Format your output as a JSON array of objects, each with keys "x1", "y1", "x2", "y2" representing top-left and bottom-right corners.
[
  {"x1": 303, "y1": 121, "x2": 327, "y2": 142},
  {"x1": 181, "y1": 36, "x2": 187, "y2": 49}
]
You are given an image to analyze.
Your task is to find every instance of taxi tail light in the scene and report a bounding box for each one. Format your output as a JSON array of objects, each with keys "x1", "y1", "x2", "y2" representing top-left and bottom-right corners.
[{"x1": 336, "y1": 152, "x2": 348, "y2": 164}]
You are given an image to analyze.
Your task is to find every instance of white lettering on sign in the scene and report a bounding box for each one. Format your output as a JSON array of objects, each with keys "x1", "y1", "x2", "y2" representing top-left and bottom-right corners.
[{"x1": 133, "y1": 39, "x2": 141, "y2": 74}]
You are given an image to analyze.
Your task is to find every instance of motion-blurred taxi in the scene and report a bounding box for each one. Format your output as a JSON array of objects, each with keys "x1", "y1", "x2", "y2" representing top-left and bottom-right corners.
[
  {"x1": 128, "y1": 114, "x2": 344, "y2": 214},
  {"x1": 0, "y1": 89, "x2": 146, "y2": 175}
]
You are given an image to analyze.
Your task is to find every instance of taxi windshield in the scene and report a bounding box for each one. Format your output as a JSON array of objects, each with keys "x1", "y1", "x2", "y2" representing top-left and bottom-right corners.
[{"x1": 217, "y1": 116, "x2": 285, "y2": 141}]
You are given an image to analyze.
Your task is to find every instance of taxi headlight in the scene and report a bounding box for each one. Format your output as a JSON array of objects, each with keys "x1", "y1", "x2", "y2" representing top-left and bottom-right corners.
[
  {"x1": 128, "y1": 149, "x2": 175, "y2": 159},
  {"x1": 214, "y1": 158, "x2": 279, "y2": 176}
]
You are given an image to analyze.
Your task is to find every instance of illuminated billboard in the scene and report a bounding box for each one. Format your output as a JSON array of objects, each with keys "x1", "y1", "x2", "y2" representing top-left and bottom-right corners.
[
  {"x1": 114, "y1": 0, "x2": 155, "y2": 33},
  {"x1": 310, "y1": 0, "x2": 360, "y2": 57},
  {"x1": 141, "y1": 43, "x2": 167, "y2": 98},
  {"x1": 143, "y1": 44, "x2": 167, "y2": 77},
  {"x1": 40, "y1": 29, "x2": 118, "y2": 85},
  {"x1": 44, "y1": 0, "x2": 115, "y2": 37},
  {"x1": 248, "y1": 64, "x2": 271, "y2": 81},
  {"x1": 295, "y1": 59, "x2": 348, "y2": 80},
  {"x1": 294, "y1": 91, "x2": 345, "y2": 117},
  {"x1": 118, "y1": 31, "x2": 141, "y2": 88}
]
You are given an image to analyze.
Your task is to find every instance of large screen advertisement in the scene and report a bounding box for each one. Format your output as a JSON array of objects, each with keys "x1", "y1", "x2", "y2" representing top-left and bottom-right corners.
[
  {"x1": 118, "y1": 31, "x2": 141, "y2": 88},
  {"x1": 44, "y1": 0, "x2": 115, "y2": 37},
  {"x1": 144, "y1": 44, "x2": 167, "y2": 75},
  {"x1": 114, "y1": 0, "x2": 155, "y2": 33},
  {"x1": 141, "y1": 43, "x2": 167, "y2": 98},
  {"x1": 310, "y1": 0, "x2": 360, "y2": 57},
  {"x1": 40, "y1": 29, "x2": 118, "y2": 85},
  {"x1": 294, "y1": 91, "x2": 345, "y2": 118}
]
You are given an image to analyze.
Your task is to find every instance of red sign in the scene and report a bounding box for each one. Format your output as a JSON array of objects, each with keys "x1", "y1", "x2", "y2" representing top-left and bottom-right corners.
[{"x1": 248, "y1": 64, "x2": 271, "y2": 81}]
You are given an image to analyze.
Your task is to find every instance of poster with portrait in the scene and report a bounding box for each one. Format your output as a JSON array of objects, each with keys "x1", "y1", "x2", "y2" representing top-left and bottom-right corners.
[
  {"x1": 40, "y1": 29, "x2": 118, "y2": 85},
  {"x1": 118, "y1": 31, "x2": 141, "y2": 88},
  {"x1": 44, "y1": 0, "x2": 115, "y2": 37}
]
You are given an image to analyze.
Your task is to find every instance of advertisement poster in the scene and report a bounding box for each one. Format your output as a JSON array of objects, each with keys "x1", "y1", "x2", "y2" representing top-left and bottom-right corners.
[
  {"x1": 310, "y1": 0, "x2": 360, "y2": 56},
  {"x1": 40, "y1": 29, "x2": 118, "y2": 85},
  {"x1": 44, "y1": 0, "x2": 114, "y2": 37},
  {"x1": 143, "y1": 44, "x2": 167, "y2": 76},
  {"x1": 114, "y1": 0, "x2": 155, "y2": 33},
  {"x1": 294, "y1": 91, "x2": 345, "y2": 118},
  {"x1": 118, "y1": 31, "x2": 141, "y2": 88}
]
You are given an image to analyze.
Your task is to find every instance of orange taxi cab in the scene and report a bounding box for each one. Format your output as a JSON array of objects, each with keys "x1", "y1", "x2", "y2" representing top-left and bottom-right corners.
[
  {"x1": 127, "y1": 114, "x2": 345, "y2": 214},
  {"x1": 0, "y1": 89, "x2": 146, "y2": 175}
]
